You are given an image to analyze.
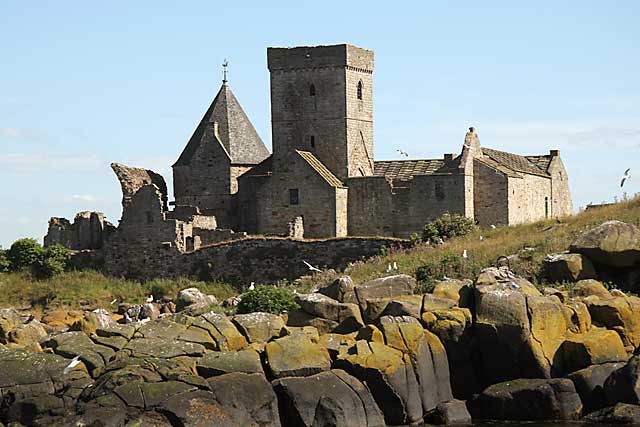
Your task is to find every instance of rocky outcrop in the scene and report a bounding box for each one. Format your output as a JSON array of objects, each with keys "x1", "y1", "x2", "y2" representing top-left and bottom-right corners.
[
  {"x1": 604, "y1": 354, "x2": 640, "y2": 405},
  {"x1": 544, "y1": 253, "x2": 597, "y2": 282},
  {"x1": 569, "y1": 220, "x2": 640, "y2": 268}
]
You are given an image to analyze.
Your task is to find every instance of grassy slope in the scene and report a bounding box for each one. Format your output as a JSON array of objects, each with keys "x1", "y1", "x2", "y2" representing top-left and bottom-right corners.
[{"x1": 1, "y1": 197, "x2": 638, "y2": 311}]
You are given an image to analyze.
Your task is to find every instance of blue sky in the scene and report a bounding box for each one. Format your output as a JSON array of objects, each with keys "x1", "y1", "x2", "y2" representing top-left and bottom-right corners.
[{"x1": 1, "y1": 1, "x2": 639, "y2": 247}]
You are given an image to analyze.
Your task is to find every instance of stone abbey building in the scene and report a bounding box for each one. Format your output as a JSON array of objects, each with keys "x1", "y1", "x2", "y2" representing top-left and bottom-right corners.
[
  {"x1": 46, "y1": 43, "x2": 572, "y2": 265},
  {"x1": 171, "y1": 43, "x2": 572, "y2": 239}
]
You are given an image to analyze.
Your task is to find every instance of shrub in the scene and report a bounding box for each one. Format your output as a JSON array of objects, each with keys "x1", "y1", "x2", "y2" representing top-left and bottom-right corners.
[
  {"x1": 236, "y1": 286, "x2": 299, "y2": 315},
  {"x1": 422, "y1": 213, "x2": 475, "y2": 243},
  {"x1": 0, "y1": 249, "x2": 9, "y2": 273},
  {"x1": 32, "y1": 244, "x2": 71, "y2": 279},
  {"x1": 415, "y1": 251, "x2": 480, "y2": 293},
  {"x1": 7, "y1": 238, "x2": 43, "y2": 271}
]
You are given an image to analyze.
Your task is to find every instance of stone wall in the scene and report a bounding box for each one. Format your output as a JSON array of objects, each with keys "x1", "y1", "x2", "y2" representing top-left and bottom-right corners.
[
  {"x1": 44, "y1": 211, "x2": 115, "y2": 250},
  {"x1": 548, "y1": 153, "x2": 573, "y2": 217},
  {"x1": 507, "y1": 174, "x2": 552, "y2": 225},
  {"x1": 473, "y1": 160, "x2": 509, "y2": 226},
  {"x1": 102, "y1": 235, "x2": 409, "y2": 283}
]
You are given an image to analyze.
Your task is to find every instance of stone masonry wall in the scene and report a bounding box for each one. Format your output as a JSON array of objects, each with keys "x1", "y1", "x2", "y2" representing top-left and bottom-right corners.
[
  {"x1": 473, "y1": 160, "x2": 509, "y2": 226},
  {"x1": 44, "y1": 211, "x2": 115, "y2": 250},
  {"x1": 347, "y1": 176, "x2": 395, "y2": 236},
  {"x1": 102, "y1": 236, "x2": 409, "y2": 283},
  {"x1": 507, "y1": 173, "x2": 552, "y2": 225},
  {"x1": 548, "y1": 154, "x2": 573, "y2": 217}
]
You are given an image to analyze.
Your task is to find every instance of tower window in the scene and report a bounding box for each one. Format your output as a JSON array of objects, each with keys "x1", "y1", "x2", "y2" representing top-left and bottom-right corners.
[
  {"x1": 310, "y1": 135, "x2": 315, "y2": 148},
  {"x1": 357, "y1": 81, "x2": 363, "y2": 100},
  {"x1": 309, "y1": 84, "x2": 316, "y2": 96},
  {"x1": 545, "y1": 197, "x2": 549, "y2": 218},
  {"x1": 289, "y1": 189, "x2": 299, "y2": 205}
]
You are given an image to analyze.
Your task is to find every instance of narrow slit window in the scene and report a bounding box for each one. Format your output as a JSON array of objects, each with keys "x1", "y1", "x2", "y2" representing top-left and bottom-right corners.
[
  {"x1": 357, "y1": 80, "x2": 363, "y2": 100},
  {"x1": 309, "y1": 84, "x2": 316, "y2": 96},
  {"x1": 545, "y1": 197, "x2": 549, "y2": 218},
  {"x1": 289, "y1": 189, "x2": 299, "y2": 205},
  {"x1": 310, "y1": 135, "x2": 315, "y2": 148}
]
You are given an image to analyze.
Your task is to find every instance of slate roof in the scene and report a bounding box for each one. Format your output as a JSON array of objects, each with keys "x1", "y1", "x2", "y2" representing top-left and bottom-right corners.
[
  {"x1": 525, "y1": 155, "x2": 553, "y2": 173},
  {"x1": 297, "y1": 151, "x2": 345, "y2": 187},
  {"x1": 174, "y1": 82, "x2": 269, "y2": 167},
  {"x1": 373, "y1": 159, "x2": 447, "y2": 182},
  {"x1": 481, "y1": 147, "x2": 549, "y2": 177}
]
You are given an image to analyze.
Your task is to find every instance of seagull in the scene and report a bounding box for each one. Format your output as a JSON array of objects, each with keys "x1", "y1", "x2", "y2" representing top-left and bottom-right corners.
[
  {"x1": 63, "y1": 355, "x2": 82, "y2": 375},
  {"x1": 145, "y1": 295, "x2": 154, "y2": 303},
  {"x1": 303, "y1": 260, "x2": 322, "y2": 273},
  {"x1": 621, "y1": 168, "x2": 631, "y2": 188},
  {"x1": 396, "y1": 149, "x2": 409, "y2": 157},
  {"x1": 392, "y1": 262, "x2": 398, "y2": 271},
  {"x1": 442, "y1": 275, "x2": 451, "y2": 280},
  {"x1": 479, "y1": 235, "x2": 484, "y2": 241},
  {"x1": 110, "y1": 299, "x2": 117, "y2": 305},
  {"x1": 293, "y1": 289, "x2": 298, "y2": 295},
  {"x1": 462, "y1": 249, "x2": 468, "y2": 259},
  {"x1": 386, "y1": 263, "x2": 392, "y2": 273},
  {"x1": 248, "y1": 282, "x2": 255, "y2": 291},
  {"x1": 124, "y1": 313, "x2": 132, "y2": 324},
  {"x1": 490, "y1": 225, "x2": 496, "y2": 229},
  {"x1": 510, "y1": 281, "x2": 520, "y2": 289},
  {"x1": 438, "y1": 238, "x2": 445, "y2": 245}
]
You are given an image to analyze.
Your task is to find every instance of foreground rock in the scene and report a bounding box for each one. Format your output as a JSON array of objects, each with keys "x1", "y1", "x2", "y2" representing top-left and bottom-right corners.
[
  {"x1": 583, "y1": 403, "x2": 640, "y2": 424},
  {"x1": 469, "y1": 378, "x2": 583, "y2": 421},
  {"x1": 604, "y1": 354, "x2": 640, "y2": 405},
  {"x1": 569, "y1": 220, "x2": 640, "y2": 268}
]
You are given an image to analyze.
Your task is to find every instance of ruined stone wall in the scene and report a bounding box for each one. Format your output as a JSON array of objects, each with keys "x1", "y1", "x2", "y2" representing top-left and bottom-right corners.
[
  {"x1": 102, "y1": 235, "x2": 408, "y2": 283},
  {"x1": 347, "y1": 176, "x2": 395, "y2": 236},
  {"x1": 44, "y1": 212, "x2": 114, "y2": 250},
  {"x1": 235, "y1": 175, "x2": 270, "y2": 234},
  {"x1": 230, "y1": 165, "x2": 252, "y2": 194},
  {"x1": 507, "y1": 174, "x2": 552, "y2": 225},
  {"x1": 473, "y1": 160, "x2": 509, "y2": 226}
]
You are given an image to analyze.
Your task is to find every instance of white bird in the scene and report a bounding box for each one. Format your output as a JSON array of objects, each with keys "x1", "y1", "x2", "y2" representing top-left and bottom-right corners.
[
  {"x1": 124, "y1": 313, "x2": 132, "y2": 324},
  {"x1": 442, "y1": 275, "x2": 451, "y2": 281},
  {"x1": 145, "y1": 295, "x2": 154, "y2": 303},
  {"x1": 110, "y1": 299, "x2": 117, "y2": 305},
  {"x1": 479, "y1": 235, "x2": 484, "y2": 241},
  {"x1": 63, "y1": 355, "x2": 82, "y2": 375},
  {"x1": 392, "y1": 262, "x2": 398, "y2": 271},
  {"x1": 490, "y1": 225, "x2": 496, "y2": 229},
  {"x1": 249, "y1": 282, "x2": 255, "y2": 291},
  {"x1": 303, "y1": 260, "x2": 322, "y2": 273},
  {"x1": 386, "y1": 263, "x2": 392, "y2": 273},
  {"x1": 293, "y1": 289, "x2": 298, "y2": 295},
  {"x1": 138, "y1": 317, "x2": 151, "y2": 324},
  {"x1": 621, "y1": 168, "x2": 631, "y2": 188},
  {"x1": 510, "y1": 281, "x2": 520, "y2": 289},
  {"x1": 462, "y1": 249, "x2": 468, "y2": 259},
  {"x1": 438, "y1": 238, "x2": 445, "y2": 245}
]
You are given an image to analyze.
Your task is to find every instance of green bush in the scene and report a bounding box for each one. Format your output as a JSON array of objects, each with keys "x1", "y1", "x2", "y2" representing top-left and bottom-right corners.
[
  {"x1": 422, "y1": 213, "x2": 475, "y2": 243},
  {"x1": 415, "y1": 251, "x2": 480, "y2": 293},
  {"x1": 236, "y1": 286, "x2": 299, "y2": 314},
  {"x1": 0, "y1": 249, "x2": 9, "y2": 273},
  {"x1": 7, "y1": 238, "x2": 43, "y2": 271},
  {"x1": 32, "y1": 244, "x2": 71, "y2": 279}
]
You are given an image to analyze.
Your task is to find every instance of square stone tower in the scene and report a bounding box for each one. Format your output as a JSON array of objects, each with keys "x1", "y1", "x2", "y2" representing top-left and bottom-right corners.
[{"x1": 267, "y1": 44, "x2": 375, "y2": 181}]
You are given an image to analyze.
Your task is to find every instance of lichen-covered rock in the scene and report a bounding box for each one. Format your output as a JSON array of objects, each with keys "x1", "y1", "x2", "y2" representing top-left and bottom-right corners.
[
  {"x1": 526, "y1": 294, "x2": 568, "y2": 377},
  {"x1": 293, "y1": 292, "x2": 364, "y2": 333},
  {"x1": 232, "y1": 312, "x2": 285, "y2": 343},
  {"x1": 573, "y1": 279, "x2": 612, "y2": 299},
  {"x1": 7, "y1": 320, "x2": 48, "y2": 348},
  {"x1": 272, "y1": 369, "x2": 385, "y2": 427},
  {"x1": 176, "y1": 287, "x2": 217, "y2": 312},
  {"x1": 46, "y1": 331, "x2": 116, "y2": 375},
  {"x1": 158, "y1": 373, "x2": 280, "y2": 427},
  {"x1": 71, "y1": 309, "x2": 118, "y2": 336},
  {"x1": 41, "y1": 309, "x2": 84, "y2": 332},
  {"x1": 319, "y1": 333, "x2": 356, "y2": 360},
  {"x1": 474, "y1": 267, "x2": 541, "y2": 295},
  {"x1": 196, "y1": 348, "x2": 263, "y2": 377},
  {"x1": 0, "y1": 308, "x2": 23, "y2": 343},
  {"x1": 421, "y1": 294, "x2": 457, "y2": 313},
  {"x1": 335, "y1": 340, "x2": 422, "y2": 425},
  {"x1": 469, "y1": 378, "x2": 582, "y2": 421},
  {"x1": 567, "y1": 362, "x2": 625, "y2": 413},
  {"x1": 544, "y1": 253, "x2": 597, "y2": 282},
  {"x1": 582, "y1": 403, "x2": 640, "y2": 424},
  {"x1": 265, "y1": 334, "x2": 331, "y2": 379},
  {"x1": 557, "y1": 329, "x2": 627, "y2": 374},
  {"x1": 432, "y1": 279, "x2": 471, "y2": 305},
  {"x1": 381, "y1": 295, "x2": 423, "y2": 319},
  {"x1": 423, "y1": 399, "x2": 472, "y2": 425},
  {"x1": 317, "y1": 276, "x2": 357, "y2": 303},
  {"x1": 193, "y1": 312, "x2": 247, "y2": 351},
  {"x1": 355, "y1": 274, "x2": 416, "y2": 308},
  {"x1": 563, "y1": 301, "x2": 592, "y2": 334},
  {"x1": 586, "y1": 295, "x2": 640, "y2": 350},
  {"x1": 604, "y1": 354, "x2": 640, "y2": 405},
  {"x1": 570, "y1": 220, "x2": 640, "y2": 268}
]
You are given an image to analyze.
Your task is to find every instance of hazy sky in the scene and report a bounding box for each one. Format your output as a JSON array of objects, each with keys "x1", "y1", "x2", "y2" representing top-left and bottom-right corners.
[{"x1": 1, "y1": 1, "x2": 639, "y2": 247}]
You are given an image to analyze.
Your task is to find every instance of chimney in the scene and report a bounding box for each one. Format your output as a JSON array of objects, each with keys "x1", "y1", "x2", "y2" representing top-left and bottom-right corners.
[
  {"x1": 550, "y1": 149, "x2": 559, "y2": 156},
  {"x1": 444, "y1": 153, "x2": 454, "y2": 162}
]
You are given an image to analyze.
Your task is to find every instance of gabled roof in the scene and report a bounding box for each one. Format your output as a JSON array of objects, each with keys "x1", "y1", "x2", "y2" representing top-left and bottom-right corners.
[
  {"x1": 525, "y1": 155, "x2": 553, "y2": 173},
  {"x1": 174, "y1": 82, "x2": 269, "y2": 167},
  {"x1": 296, "y1": 151, "x2": 345, "y2": 188},
  {"x1": 373, "y1": 159, "x2": 447, "y2": 182},
  {"x1": 482, "y1": 147, "x2": 549, "y2": 177}
]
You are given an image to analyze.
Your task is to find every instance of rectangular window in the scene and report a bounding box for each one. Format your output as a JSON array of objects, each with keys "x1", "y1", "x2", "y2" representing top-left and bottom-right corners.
[{"x1": 289, "y1": 188, "x2": 299, "y2": 205}]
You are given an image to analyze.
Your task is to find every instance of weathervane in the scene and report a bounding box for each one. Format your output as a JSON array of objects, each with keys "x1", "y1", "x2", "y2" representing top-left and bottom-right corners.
[{"x1": 222, "y1": 58, "x2": 229, "y2": 83}]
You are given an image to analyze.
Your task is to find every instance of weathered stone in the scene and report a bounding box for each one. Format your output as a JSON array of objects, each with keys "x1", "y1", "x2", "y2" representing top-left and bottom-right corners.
[
  {"x1": 544, "y1": 253, "x2": 597, "y2": 282},
  {"x1": 7, "y1": 321, "x2": 47, "y2": 348},
  {"x1": 232, "y1": 312, "x2": 285, "y2": 343},
  {"x1": 563, "y1": 301, "x2": 591, "y2": 334},
  {"x1": 196, "y1": 348, "x2": 263, "y2": 377},
  {"x1": 46, "y1": 331, "x2": 115, "y2": 374},
  {"x1": 604, "y1": 354, "x2": 640, "y2": 405},
  {"x1": 469, "y1": 378, "x2": 582, "y2": 421},
  {"x1": 583, "y1": 403, "x2": 640, "y2": 424},
  {"x1": 318, "y1": 333, "x2": 356, "y2": 360},
  {"x1": 335, "y1": 340, "x2": 422, "y2": 425},
  {"x1": 567, "y1": 362, "x2": 625, "y2": 413},
  {"x1": 195, "y1": 312, "x2": 247, "y2": 351},
  {"x1": 272, "y1": 369, "x2": 385, "y2": 427},
  {"x1": 286, "y1": 309, "x2": 339, "y2": 335},
  {"x1": 265, "y1": 334, "x2": 331, "y2": 379},
  {"x1": 125, "y1": 337, "x2": 206, "y2": 359},
  {"x1": 381, "y1": 296, "x2": 422, "y2": 319},
  {"x1": 176, "y1": 287, "x2": 218, "y2": 312},
  {"x1": 71, "y1": 309, "x2": 118, "y2": 336},
  {"x1": 96, "y1": 324, "x2": 135, "y2": 340},
  {"x1": 355, "y1": 324, "x2": 384, "y2": 344},
  {"x1": 586, "y1": 295, "x2": 640, "y2": 350},
  {"x1": 422, "y1": 294, "x2": 457, "y2": 312},
  {"x1": 474, "y1": 267, "x2": 541, "y2": 295},
  {"x1": 40, "y1": 309, "x2": 84, "y2": 332},
  {"x1": 526, "y1": 294, "x2": 567, "y2": 377},
  {"x1": 573, "y1": 279, "x2": 612, "y2": 299},
  {"x1": 283, "y1": 325, "x2": 320, "y2": 343},
  {"x1": 137, "y1": 318, "x2": 186, "y2": 339},
  {"x1": 0, "y1": 309, "x2": 23, "y2": 343},
  {"x1": 294, "y1": 292, "x2": 364, "y2": 333},
  {"x1": 317, "y1": 275, "x2": 357, "y2": 303},
  {"x1": 570, "y1": 220, "x2": 640, "y2": 268},
  {"x1": 178, "y1": 326, "x2": 217, "y2": 350},
  {"x1": 423, "y1": 399, "x2": 472, "y2": 425},
  {"x1": 558, "y1": 329, "x2": 627, "y2": 374},
  {"x1": 432, "y1": 279, "x2": 471, "y2": 305}
]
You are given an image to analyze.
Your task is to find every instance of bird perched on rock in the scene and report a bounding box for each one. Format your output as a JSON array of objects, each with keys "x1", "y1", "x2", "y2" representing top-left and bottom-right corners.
[
  {"x1": 303, "y1": 260, "x2": 322, "y2": 272},
  {"x1": 145, "y1": 295, "x2": 154, "y2": 303},
  {"x1": 386, "y1": 263, "x2": 392, "y2": 273},
  {"x1": 621, "y1": 168, "x2": 631, "y2": 188},
  {"x1": 463, "y1": 249, "x2": 468, "y2": 259},
  {"x1": 248, "y1": 282, "x2": 255, "y2": 290},
  {"x1": 63, "y1": 354, "x2": 82, "y2": 375},
  {"x1": 490, "y1": 224, "x2": 496, "y2": 229},
  {"x1": 392, "y1": 261, "x2": 398, "y2": 271}
]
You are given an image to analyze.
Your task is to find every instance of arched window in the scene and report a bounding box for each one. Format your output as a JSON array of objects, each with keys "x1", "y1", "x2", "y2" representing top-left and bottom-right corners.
[
  {"x1": 357, "y1": 81, "x2": 363, "y2": 100},
  {"x1": 309, "y1": 84, "x2": 316, "y2": 97}
]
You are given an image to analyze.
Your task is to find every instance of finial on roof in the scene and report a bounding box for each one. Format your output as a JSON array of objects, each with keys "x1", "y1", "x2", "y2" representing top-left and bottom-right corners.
[{"x1": 222, "y1": 58, "x2": 229, "y2": 84}]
